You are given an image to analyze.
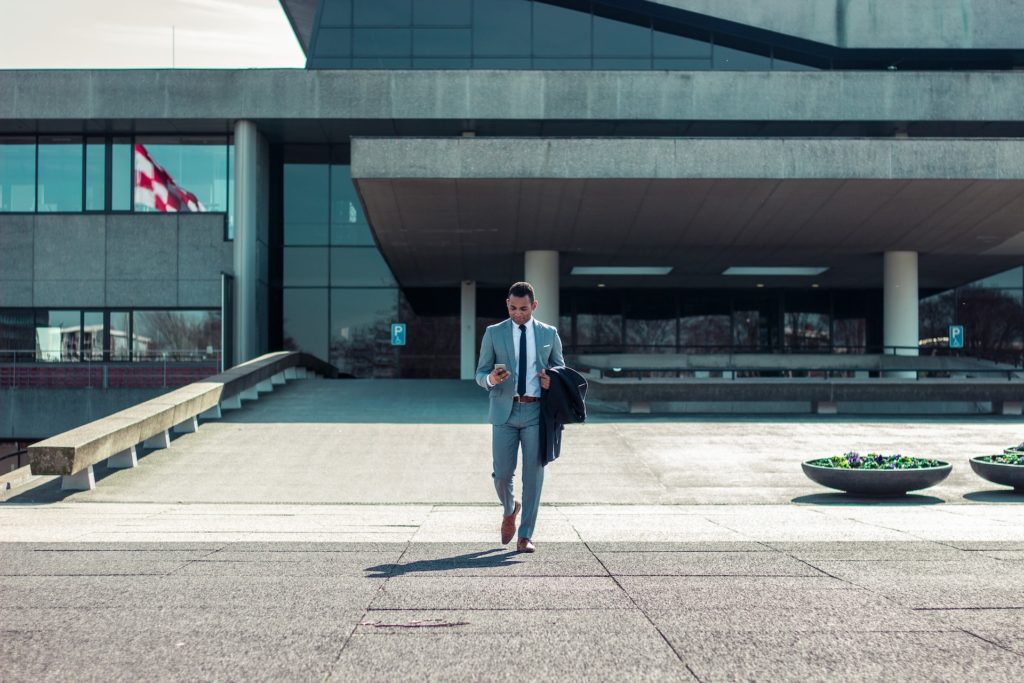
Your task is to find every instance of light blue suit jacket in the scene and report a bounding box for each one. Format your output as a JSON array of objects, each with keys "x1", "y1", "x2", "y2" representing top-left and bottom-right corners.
[{"x1": 475, "y1": 318, "x2": 565, "y2": 426}]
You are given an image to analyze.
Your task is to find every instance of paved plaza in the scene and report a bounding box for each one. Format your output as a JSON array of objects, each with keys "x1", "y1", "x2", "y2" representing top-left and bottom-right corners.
[{"x1": 3, "y1": 379, "x2": 1024, "y2": 681}]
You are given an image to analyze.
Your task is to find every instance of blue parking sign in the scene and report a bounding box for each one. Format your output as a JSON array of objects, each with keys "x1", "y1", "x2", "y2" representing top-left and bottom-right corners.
[
  {"x1": 949, "y1": 325, "x2": 964, "y2": 349},
  {"x1": 391, "y1": 323, "x2": 406, "y2": 346}
]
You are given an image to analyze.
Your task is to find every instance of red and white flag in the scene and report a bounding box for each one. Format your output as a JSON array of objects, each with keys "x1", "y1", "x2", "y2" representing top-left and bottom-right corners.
[{"x1": 134, "y1": 144, "x2": 205, "y2": 212}]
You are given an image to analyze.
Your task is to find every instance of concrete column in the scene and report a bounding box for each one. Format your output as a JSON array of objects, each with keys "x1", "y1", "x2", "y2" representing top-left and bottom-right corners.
[
  {"x1": 524, "y1": 250, "x2": 559, "y2": 326},
  {"x1": 461, "y1": 280, "x2": 477, "y2": 380},
  {"x1": 884, "y1": 251, "x2": 919, "y2": 378},
  {"x1": 233, "y1": 120, "x2": 259, "y2": 365}
]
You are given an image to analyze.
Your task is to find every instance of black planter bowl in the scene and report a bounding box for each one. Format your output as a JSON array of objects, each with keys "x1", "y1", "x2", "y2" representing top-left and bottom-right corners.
[
  {"x1": 970, "y1": 457, "x2": 1024, "y2": 491},
  {"x1": 801, "y1": 461, "x2": 952, "y2": 496}
]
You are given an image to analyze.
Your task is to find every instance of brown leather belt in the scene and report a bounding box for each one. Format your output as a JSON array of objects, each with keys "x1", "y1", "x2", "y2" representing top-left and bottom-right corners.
[{"x1": 513, "y1": 395, "x2": 541, "y2": 403}]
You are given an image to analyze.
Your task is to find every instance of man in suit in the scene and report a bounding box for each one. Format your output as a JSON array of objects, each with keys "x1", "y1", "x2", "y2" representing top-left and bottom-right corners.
[{"x1": 476, "y1": 281, "x2": 565, "y2": 553}]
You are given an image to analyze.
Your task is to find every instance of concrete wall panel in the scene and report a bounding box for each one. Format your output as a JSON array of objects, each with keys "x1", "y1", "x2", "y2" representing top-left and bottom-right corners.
[
  {"x1": 178, "y1": 214, "x2": 230, "y2": 280},
  {"x1": 106, "y1": 214, "x2": 178, "y2": 281},
  {"x1": 0, "y1": 215, "x2": 34, "y2": 281},
  {"x1": 106, "y1": 279, "x2": 178, "y2": 307},
  {"x1": 177, "y1": 279, "x2": 221, "y2": 307},
  {"x1": 0, "y1": 281, "x2": 32, "y2": 307},
  {"x1": 33, "y1": 215, "x2": 105, "y2": 282},
  {"x1": 34, "y1": 280, "x2": 105, "y2": 307}
]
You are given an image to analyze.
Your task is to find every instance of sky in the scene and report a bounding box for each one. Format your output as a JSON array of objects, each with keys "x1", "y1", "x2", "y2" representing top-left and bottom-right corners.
[{"x1": 0, "y1": 0, "x2": 305, "y2": 68}]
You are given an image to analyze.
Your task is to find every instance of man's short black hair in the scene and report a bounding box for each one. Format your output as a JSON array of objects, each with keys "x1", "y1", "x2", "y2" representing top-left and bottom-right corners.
[{"x1": 508, "y1": 281, "x2": 535, "y2": 303}]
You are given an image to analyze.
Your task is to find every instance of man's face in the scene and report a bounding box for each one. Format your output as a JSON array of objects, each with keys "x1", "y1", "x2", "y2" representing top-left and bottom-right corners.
[{"x1": 507, "y1": 295, "x2": 538, "y2": 326}]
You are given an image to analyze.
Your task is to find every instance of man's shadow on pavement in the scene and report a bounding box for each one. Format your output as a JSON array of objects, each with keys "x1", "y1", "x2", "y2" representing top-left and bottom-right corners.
[{"x1": 366, "y1": 549, "x2": 521, "y2": 578}]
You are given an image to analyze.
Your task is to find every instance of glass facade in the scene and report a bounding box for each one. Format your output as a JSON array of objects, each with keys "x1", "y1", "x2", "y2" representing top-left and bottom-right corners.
[
  {"x1": 0, "y1": 136, "x2": 233, "y2": 235},
  {"x1": 310, "y1": 0, "x2": 800, "y2": 70},
  {"x1": 279, "y1": 145, "x2": 400, "y2": 377},
  {"x1": 0, "y1": 309, "x2": 220, "y2": 362}
]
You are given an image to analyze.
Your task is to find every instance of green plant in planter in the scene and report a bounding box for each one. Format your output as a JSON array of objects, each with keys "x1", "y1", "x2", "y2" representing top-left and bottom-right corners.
[
  {"x1": 808, "y1": 452, "x2": 943, "y2": 470},
  {"x1": 975, "y1": 443, "x2": 1024, "y2": 465}
]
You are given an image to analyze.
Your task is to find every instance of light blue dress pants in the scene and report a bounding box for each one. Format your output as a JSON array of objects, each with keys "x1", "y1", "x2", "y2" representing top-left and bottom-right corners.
[{"x1": 492, "y1": 402, "x2": 544, "y2": 540}]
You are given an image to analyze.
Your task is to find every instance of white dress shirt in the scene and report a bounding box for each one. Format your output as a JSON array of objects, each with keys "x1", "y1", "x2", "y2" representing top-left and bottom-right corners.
[
  {"x1": 486, "y1": 318, "x2": 540, "y2": 396},
  {"x1": 514, "y1": 318, "x2": 540, "y2": 397}
]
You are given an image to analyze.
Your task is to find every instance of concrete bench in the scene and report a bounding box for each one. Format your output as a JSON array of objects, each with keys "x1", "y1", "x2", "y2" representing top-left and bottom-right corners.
[{"x1": 28, "y1": 351, "x2": 338, "y2": 491}]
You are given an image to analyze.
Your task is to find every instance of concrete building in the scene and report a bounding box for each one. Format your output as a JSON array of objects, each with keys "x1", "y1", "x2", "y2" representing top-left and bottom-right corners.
[{"x1": 3, "y1": 0, "x2": 1024, "y2": 451}]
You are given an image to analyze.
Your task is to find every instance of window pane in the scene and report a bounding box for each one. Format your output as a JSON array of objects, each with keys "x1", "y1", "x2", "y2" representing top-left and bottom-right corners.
[
  {"x1": 85, "y1": 140, "x2": 106, "y2": 211},
  {"x1": 593, "y1": 14, "x2": 650, "y2": 57},
  {"x1": 957, "y1": 288, "x2": 1024, "y2": 362},
  {"x1": 39, "y1": 138, "x2": 83, "y2": 212},
  {"x1": 132, "y1": 310, "x2": 220, "y2": 361},
  {"x1": 625, "y1": 296, "x2": 676, "y2": 350},
  {"x1": 533, "y1": 2, "x2": 590, "y2": 57},
  {"x1": 284, "y1": 164, "x2": 329, "y2": 245},
  {"x1": 83, "y1": 312, "x2": 104, "y2": 360},
  {"x1": 331, "y1": 247, "x2": 396, "y2": 286},
  {"x1": 330, "y1": 165, "x2": 374, "y2": 245},
  {"x1": 967, "y1": 267, "x2": 1023, "y2": 289},
  {"x1": 284, "y1": 288, "x2": 329, "y2": 361},
  {"x1": 0, "y1": 139, "x2": 36, "y2": 212},
  {"x1": 111, "y1": 140, "x2": 131, "y2": 211},
  {"x1": 653, "y1": 58, "x2": 710, "y2": 70},
  {"x1": 473, "y1": 0, "x2": 531, "y2": 56},
  {"x1": 353, "y1": 28, "x2": 411, "y2": 56},
  {"x1": 134, "y1": 138, "x2": 228, "y2": 213},
  {"x1": 283, "y1": 247, "x2": 329, "y2": 286},
  {"x1": 0, "y1": 309, "x2": 37, "y2": 359},
  {"x1": 316, "y1": 28, "x2": 352, "y2": 56},
  {"x1": 413, "y1": 28, "x2": 471, "y2": 56},
  {"x1": 593, "y1": 58, "x2": 650, "y2": 69},
  {"x1": 352, "y1": 57, "x2": 412, "y2": 68},
  {"x1": 227, "y1": 143, "x2": 234, "y2": 239},
  {"x1": 110, "y1": 311, "x2": 130, "y2": 360},
  {"x1": 354, "y1": 0, "x2": 411, "y2": 26},
  {"x1": 413, "y1": 57, "x2": 472, "y2": 68},
  {"x1": 36, "y1": 310, "x2": 80, "y2": 361},
  {"x1": 679, "y1": 298, "x2": 731, "y2": 351},
  {"x1": 653, "y1": 27, "x2": 711, "y2": 58},
  {"x1": 533, "y1": 58, "x2": 591, "y2": 69},
  {"x1": 330, "y1": 287, "x2": 398, "y2": 377},
  {"x1": 472, "y1": 57, "x2": 531, "y2": 68},
  {"x1": 321, "y1": 0, "x2": 352, "y2": 25},
  {"x1": 713, "y1": 44, "x2": 771, "y2": 70},
  {"x1": 414, "y1": 0, "x2": 471, "y2": 26}
]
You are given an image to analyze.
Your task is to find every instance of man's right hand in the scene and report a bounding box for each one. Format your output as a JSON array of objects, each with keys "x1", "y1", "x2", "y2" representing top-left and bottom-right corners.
[{"x1": 489, "y1": 368, "x2": 509, "y2": 385}]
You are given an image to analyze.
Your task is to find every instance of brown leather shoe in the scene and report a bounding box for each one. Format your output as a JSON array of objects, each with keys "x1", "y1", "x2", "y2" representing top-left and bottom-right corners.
[
  {"x1": 517, "y1": 538, "x2": 536, "y2": 553},
  {"x1": 501, "y1": 501, "x2": 521, "y2": 545}
]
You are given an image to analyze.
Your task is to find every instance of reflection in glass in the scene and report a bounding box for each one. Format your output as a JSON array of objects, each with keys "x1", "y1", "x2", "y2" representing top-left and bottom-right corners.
[
  {"x1": 330, "y1": 288, "x2": 399, "y2": 377},
  {"x1": 713, "y1": 44, "x2": 771, "y2": 70},
  {"x1": 316, "y1": 28, "x2": 352, "y2": 56},
  {"x1": 413, "y1": 28, "x2": 472, "y2": 56},
  {"x1": 134, "y1": 139, "x2": 228, "y2": 214},
  {"x1": 0, "y1": 139, "x2": 36, "y2": 212},
  {"x1": 132, "y1": 311, "x2": 220, "y2": 361},
  {"x1": 784, "y1": 312, "x2": 830, "y2": 350},
  {"x1": 85, "y1": 140, "x2": 106, "y2": 211},
  {"x1": 284, "y1": 289, "x2": 329, "y2": 361},
  {"x1": 331, "y1": 248, "x2": 397, "y2": 287},
  {"x1": 625, "y1": 297, "x2": 676, "y2": 351},
  {"x1": 111, "y1": 140, "x2": 132, "y2": 211},
  {"x1": 283, "y1": 247, "x2": 329, "y2": 286},
  {"x1": 399, "y1": 288, "x2": 459, "y2": 378},
  {"x1": 110, "y1": 311, "x2": 130, "y2": 360},
  {"x1": 833, "y1": 318, "x2": 866, "y2": 353},
  {"x1": 83, "y1": 312, "x2": 104, "y2": 360},
  {"x1": 36, "y1": 310, "x2": 80, "y2": 362},
  {"x1": 957, "y1": 288, "x2": 1024, "y2": 363},
  {"x1": 284, "y1": 164, "x2": 329, "y2": 245},
  {"x1": 966, "y1": 267, "x2": 1023, "y2": 289},
  {"x1": 330, "y1": 165, "x2": 374, "y2": 245}
]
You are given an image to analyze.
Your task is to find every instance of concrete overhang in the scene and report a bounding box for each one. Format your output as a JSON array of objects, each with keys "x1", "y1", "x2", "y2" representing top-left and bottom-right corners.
[
  {"x1": 3, "y1": 70, "x2": 1024, "y2": 132},
  {"x1": 351, "y1": 137, "x2": 1024, "y2": 289},
  {"x1": 654, "y1": 0, "x2": 1024, "y2": 49}
]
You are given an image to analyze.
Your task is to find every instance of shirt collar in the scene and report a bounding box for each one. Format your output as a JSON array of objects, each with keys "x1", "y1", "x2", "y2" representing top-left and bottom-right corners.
[{"x1": 514, "y1": 318, "x2": 535, "y2": 332}]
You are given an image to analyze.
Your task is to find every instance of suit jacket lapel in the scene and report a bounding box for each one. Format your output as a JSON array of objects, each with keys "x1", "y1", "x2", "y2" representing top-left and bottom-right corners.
[{"x1": 503, "y1": 319, "x2": 516, "y2": 368}]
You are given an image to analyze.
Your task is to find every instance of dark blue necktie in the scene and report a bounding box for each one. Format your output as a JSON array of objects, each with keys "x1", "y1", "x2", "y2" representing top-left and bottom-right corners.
[{"x1": 517, "y1": 324, "x2": 527, "y2": 396}]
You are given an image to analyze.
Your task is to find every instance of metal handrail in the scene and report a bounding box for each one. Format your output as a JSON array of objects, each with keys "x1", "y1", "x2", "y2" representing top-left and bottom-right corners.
[
  {"x1": 0, "y1": 351, "x2": 220, "y2": 389},
  {"x1": 589, "y1": 367, "x2": 1024, "y2": 381}
]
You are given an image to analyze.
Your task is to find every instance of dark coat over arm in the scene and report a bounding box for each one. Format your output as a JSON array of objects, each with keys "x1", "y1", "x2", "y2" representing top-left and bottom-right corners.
[{"x1": 538, "y1": 365, "x2": 588, "y2": 466}]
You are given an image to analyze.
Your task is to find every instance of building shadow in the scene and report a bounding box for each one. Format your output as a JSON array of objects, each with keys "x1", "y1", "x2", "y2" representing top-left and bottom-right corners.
[
  {"x1": 365, "y1": 549, "x2": 521, "y2": 578},
  {"x1": 791, "y1": 492, "x2": 945, "y2": 506},
  {"x1": 962, "y1": 489, "x2": 1024, "y2": 503}
]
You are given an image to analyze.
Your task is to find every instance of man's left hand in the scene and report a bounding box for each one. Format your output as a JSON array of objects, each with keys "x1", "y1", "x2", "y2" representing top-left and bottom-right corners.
[{"x1": 539, "y1": 369, "x2": 551, "y2": 390}]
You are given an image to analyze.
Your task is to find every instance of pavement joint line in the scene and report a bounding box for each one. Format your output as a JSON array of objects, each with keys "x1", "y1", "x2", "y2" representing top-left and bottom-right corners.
[
  {"x1": 585, "y1": 537, "x2": 698, "y2": 681},
  {"x1": 322, "y1": 539, "x2": 413, "y2": 683},
  {"x1": 959, "y1": 629, "x2": 1024, "y2": 658}
]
